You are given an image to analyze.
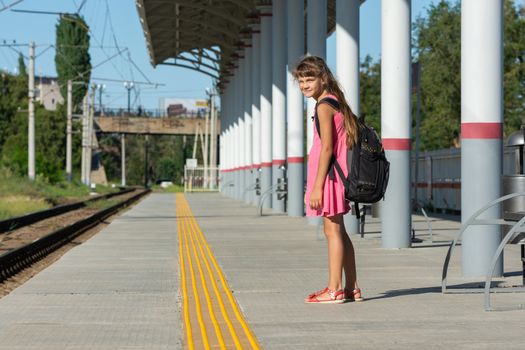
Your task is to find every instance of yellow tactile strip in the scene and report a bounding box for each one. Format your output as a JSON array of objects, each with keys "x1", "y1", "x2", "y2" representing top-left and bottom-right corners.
[{"x1": 176, "y1": 193, "x2": 260, "y2": 350}]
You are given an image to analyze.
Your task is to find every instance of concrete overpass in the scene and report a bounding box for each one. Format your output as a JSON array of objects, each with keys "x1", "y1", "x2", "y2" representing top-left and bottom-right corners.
[{"x1": 94, "y1": 116, "x2": 220, "y2": 135}]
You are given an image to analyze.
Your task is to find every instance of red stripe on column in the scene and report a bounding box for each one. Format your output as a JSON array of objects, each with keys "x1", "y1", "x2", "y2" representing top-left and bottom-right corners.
[
  {"x1": 261, "y1": 162, "x2": 272, "y2": 168},
  {"x1": 272, "y1": 159, "x2": 285, "y2": 166},
  {"x1": 288, "y1": 157, "x2": 304, "y2": 164},
  {"x1": 461, "y1": 122, "x2": 502, "y2": 139},
  {"x1": 382, "y1": 138, "x2": 411, "y2": 150}
]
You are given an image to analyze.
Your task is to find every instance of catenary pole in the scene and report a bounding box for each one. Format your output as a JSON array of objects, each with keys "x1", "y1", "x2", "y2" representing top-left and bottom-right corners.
[
  {"x1": 27, "y1": 41, "x2": 35, "y2": 180},
  {"x1": 66, "y1": 79, "x2": 73, "y2": 181}
]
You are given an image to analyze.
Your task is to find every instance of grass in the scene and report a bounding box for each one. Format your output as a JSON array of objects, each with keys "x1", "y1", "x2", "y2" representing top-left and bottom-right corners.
[
  {"x1": 0, "y1": 196, "x2": 51, "y2": 221},
  {"x1": 151, "y1": 184, "x2": 184, "y2": 193},
  {"x1": 85, "y1": 198, "x2": 121, "y2": 211},
  {"x1": 0, "y1": 168, "x2": 120, "y2": 220}
]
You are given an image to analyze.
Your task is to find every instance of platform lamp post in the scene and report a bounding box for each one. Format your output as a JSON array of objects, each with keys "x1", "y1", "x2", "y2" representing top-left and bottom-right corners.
[{"x1": 122, "y1": 81, "x2": 134, "y2": 187}]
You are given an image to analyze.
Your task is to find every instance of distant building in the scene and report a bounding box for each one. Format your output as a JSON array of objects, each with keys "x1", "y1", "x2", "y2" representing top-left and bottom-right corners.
[{"x1": 35, "y1": 76, "x2": 64, "y2": 111}]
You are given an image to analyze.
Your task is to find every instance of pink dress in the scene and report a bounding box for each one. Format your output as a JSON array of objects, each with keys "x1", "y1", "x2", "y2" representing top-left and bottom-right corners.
[{"x1": 305, "y1": 96, "x2": 351, "y2": 217}]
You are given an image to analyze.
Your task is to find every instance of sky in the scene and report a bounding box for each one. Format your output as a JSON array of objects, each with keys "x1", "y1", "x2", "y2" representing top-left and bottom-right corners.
[{"x1": 1, "y1": 0, "x2": 518, "y2": 110}]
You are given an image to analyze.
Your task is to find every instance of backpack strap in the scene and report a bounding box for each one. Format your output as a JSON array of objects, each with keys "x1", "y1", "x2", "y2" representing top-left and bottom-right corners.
[
  {"x1": 314, "y1": 97, "x2": 340, "y2": 181},
  {"x1": 333, "y1": 158, "x2": 359, "y2": 219},
  {"x1": 314, "y1": 97, "x2": 340, "y2": 137}
]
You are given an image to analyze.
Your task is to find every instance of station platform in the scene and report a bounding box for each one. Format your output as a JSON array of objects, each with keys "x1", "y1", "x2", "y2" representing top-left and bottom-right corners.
[{"x1": 0, "y1": 193, "x2": 523, "y2": 349}]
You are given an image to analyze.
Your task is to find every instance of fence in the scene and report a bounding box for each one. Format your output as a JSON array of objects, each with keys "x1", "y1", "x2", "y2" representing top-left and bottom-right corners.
[
  {"x1": 184, "y1": 166, "x2": 219, "y2": 192},
  {"x1": 411, "y1": 147, "x2": 516, "y2": 213}
]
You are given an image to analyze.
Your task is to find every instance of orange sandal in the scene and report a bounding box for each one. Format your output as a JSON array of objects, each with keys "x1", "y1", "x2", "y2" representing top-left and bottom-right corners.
[
  {"x1": 344, "y1": 287, "x2": 364, "y2": 302},
  {"x1": 305, "y1": 287, "x2": 345, "y2": 304}
]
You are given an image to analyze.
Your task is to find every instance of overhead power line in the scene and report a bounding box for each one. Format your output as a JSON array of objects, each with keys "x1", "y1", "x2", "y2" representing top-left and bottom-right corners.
[{"x1": 0, "y1": 0, "x2": 24, "y2": 13}]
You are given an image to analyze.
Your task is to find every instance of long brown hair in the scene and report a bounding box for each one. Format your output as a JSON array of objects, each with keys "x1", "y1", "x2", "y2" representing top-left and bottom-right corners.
[{"x1": 292, "y1": 55, "x2": 359, "y2": 148}]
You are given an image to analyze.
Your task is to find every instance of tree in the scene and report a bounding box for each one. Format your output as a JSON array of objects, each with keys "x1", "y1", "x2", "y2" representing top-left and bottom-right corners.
[
  {"x1": 17, "y1": 53, "x2": 27, "y2": 77},
  {"x1": 359, "y1": 55, "x2": 381, "y2": 134},
  {"x1": 413, "y1": 0, "x2": 525, "y2": 150},
  {"x1": 55, "y1": 14, "x2": 91, "y2": 109},
  {"x1": 503, "y1": 0, "x2": 525, "y2": 136},
  {"x1": 413, "y1": 0, "x2": 461, "y2": 150}
]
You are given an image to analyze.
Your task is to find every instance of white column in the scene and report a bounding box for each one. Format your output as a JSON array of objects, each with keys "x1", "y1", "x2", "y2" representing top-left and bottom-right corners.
[
  {"x1": 381, "y1": 0, "x2": 412, "y2": 248},
  {"x1": 259, "y1": 5, "x2": 273, "y2": 209},
  {"x1": 336, "y1": 0, "x2": 360, "y2": 113},
  {"x1": 337, "y1": 0, "x2": 360, "y2": 234},
  {"x1": 244, "y1": 44, "x2": 253, "y2": 204},
  {"x1": 306, "y1": 0, "x2": 327, "y2": 153},
  {"x1": 461, "y1": 0, "x2": 503, "y2": 277},
  {"x1": 234, "y1": 65, "x2": 243, "y2": 199},
  {"x1": 287, "y1": 0, "x2": 305, "y2": 217},
  {"x1": 272, "y1": 0, "x2": 287, "y2": 212},
  {"x1": 251, "y1": 23, "x2": 262, "y2": 205},
  {"x1": 238, "y1": 57, "x2": 246, "y2": 200},
  {"x1": 306, "y1": 0, "x2": 327, "y2": 224}
]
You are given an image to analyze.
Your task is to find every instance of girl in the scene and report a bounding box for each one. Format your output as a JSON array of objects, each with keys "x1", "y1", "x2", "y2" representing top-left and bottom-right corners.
[{"x1": 294, "y1": 56, "x2": 363, "y2": 304}]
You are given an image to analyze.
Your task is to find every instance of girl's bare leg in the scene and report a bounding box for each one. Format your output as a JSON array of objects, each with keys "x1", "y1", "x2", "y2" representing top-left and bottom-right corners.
[
  {"x1": 341, "y1": 227, "x2": 358, "y2": 289},
  {"x1": 323, "y1": 214, "x2": 345, "y2": 292}
]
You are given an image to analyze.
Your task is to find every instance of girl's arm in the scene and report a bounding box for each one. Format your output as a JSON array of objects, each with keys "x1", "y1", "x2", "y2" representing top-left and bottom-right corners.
[{"x1": 309, "y1": 103, "x2": 335, "y2": 210}]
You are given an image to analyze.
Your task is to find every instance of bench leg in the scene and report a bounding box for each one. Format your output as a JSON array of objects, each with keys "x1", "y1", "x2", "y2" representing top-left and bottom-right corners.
[{"x1": 522, "y1": 245, "x2": 524, "y2": 286}]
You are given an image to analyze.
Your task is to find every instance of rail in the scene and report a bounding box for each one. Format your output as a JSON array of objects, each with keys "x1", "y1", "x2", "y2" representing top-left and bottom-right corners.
[
  {"x1": 0, "y1": 188, "x2": 135, "y2": 233},
  {"x1": 0, "y1": 189, "x2": 150, "y2": 283}
]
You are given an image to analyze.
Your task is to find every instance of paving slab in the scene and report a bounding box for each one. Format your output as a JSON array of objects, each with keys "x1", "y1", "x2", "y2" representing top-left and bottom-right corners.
[
  {"x1": 186, "y1": 193, "x2": 525, "y2": 350},
  {"x1": 0, "y1": 192, "x2": 523, "y2": 349},
  {"x1": 0, "y1": 194, "x2": 182, "y2": 350}
]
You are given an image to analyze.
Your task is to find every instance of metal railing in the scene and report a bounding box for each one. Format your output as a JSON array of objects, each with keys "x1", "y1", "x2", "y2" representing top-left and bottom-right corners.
[{"x1": 184, "y1": 166, "x2": 219, "y2": 192}]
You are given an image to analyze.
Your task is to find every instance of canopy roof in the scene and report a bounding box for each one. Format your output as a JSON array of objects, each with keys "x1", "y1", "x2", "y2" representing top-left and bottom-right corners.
[{"x1": 136, "y1": 0, "x2": 346, "y2": 89}]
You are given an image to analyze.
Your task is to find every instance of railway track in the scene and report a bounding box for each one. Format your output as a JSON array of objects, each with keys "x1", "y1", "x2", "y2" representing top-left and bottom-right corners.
[{"x1": 0, "y1": 188, "x2": 150, "y2": 283}]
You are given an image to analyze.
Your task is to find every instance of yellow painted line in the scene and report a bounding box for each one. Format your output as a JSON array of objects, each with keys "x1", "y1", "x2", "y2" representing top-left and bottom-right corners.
[
  {"x1": 177, "y1": 196, "x2": 194, "y2": 350},
  {"x1": 186, "y1": 206, "x2": 244, "y2": 350},
  {"x1": 182, "y1": 196, "x2": 260, "y2": 350},
  {"x1": 183, "y1": 205, "x2": 211, "y2": 349},
  {"x1": 183, "y1": 203, "x2": 227, "y2": 350}
]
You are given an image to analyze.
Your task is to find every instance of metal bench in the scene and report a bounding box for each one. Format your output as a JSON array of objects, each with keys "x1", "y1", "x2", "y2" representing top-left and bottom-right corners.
[{"x1": 441, "y1": 192, "x2": 525, "y2": 311}]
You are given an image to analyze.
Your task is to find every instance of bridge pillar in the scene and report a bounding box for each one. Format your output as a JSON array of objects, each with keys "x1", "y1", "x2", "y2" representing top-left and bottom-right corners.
[
  {"x1": 461, "y1": 0, "x2": 503, "y2": 277},
  {"x1": 286, "y1": 0, "x2": 305, "y2": 217},
  {"x1": 380, "y1": 0, "x2": 412, "y2": 248}
]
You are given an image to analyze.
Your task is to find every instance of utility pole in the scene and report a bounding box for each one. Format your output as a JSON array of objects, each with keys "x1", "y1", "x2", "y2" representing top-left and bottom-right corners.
[
  {"x1": 81, "y1": 94, "x2": 88, "y2": 184},
  {"x1": 27, "y1": 41, "x2": 35, "y2": 180},
  {"x1": 144, "y1": 134, "x2": 149, "y2": 188},
  {"x1": 66, "y1": 80, "x2": 73, "y2": 181},
  {"x1": 122, "y1": 81, "x2": 133, "y2": 187},
  {"x1": 86, "y1": 84, "x2": 96, "y2": 188}
]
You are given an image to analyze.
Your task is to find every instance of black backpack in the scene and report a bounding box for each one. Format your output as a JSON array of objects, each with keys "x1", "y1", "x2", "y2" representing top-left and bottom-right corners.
[{"x1": 314, "y1": 97, "x2": 390, "y2": 218}]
